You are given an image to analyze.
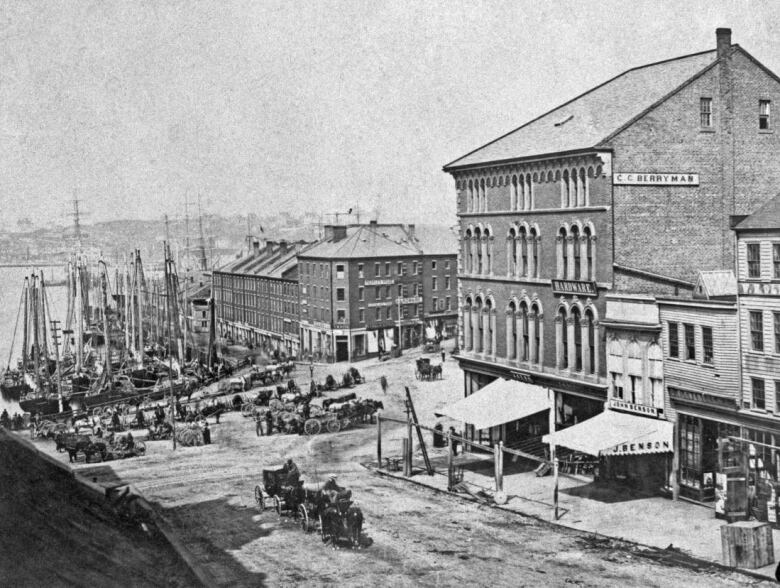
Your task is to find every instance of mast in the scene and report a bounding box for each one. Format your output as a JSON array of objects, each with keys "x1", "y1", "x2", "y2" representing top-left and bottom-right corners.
[
  {"x1": 39, "y1": 271, "x2": 49, "y2": 360},
  {"x1": 100, "y1": 260, "x2": 111, "y2": 380},
  {"x1": 197, "y1": 195, "x2": 207, "y2": 271},
  {"x1": 75, "y1": 261, "x2": 83, "y2": 372},
  {"x1": 31, "y1": 274, "x2": 40, "y2": 388},
  {"x1": 21, "y1": 277, "x2": 29, "y2": 373},
  {"x1": 135, "y1": 249, "x2": 143, "y2": 361},
  {"x1": 124, "y1": 255, "x2": 130, "y2": 355}
]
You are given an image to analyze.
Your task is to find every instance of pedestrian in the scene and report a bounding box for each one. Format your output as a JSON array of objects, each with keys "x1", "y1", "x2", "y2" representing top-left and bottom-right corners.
[
  {"x1": 255, "y1": 414, "x2": 262, "y2": 437},
  {"x1": 309, "y1": 360, "x2": 314, "y2": 380},
  {"x1": 380, "y1": 375, "x2": 388, "y2": 395},
  {"x1": 449, "y1": 427, "x2": 459, "y2": 455},
  {"x1": 265, "y1": 410, "x2": 274, "y2": 436},
  {"x1": 441, "y1": 350, "x2": 446, "y2": 363},
  {"x1": 203, "y1": 422, "x2": 211, "y2": 445},
  {"x1": 215, "y1": 406, "x2": 222, "y2": 425}
]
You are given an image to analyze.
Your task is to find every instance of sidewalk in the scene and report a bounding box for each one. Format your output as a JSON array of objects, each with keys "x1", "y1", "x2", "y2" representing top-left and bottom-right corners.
[{"x1": 368, "y1": 446, "x2": 780, "y2": 581}]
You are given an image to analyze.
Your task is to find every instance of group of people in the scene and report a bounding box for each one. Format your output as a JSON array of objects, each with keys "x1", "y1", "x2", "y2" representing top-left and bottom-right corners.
[{"x1": 0, "y1": 409, "x2": 24, "y2": 430}]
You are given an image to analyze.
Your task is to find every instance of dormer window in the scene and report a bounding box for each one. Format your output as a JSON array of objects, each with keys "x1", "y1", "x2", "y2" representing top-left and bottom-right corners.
[{"x1": 700, "y1": 97, "x2": 712, "y2": 128}]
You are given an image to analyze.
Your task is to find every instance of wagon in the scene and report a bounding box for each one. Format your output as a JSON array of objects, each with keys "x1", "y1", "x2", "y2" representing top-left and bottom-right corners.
[
  {"x1": 414, "y1": 357, "x2": 431, "y2": 380},
  {"x1": 254, "y1": 467, "x2": 303, "y2": 514}
]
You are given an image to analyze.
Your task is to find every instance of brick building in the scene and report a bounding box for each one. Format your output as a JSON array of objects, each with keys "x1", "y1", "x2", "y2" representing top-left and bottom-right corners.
[
  {"x1": 443, "y1": 29, "x2": 780, "y2": 481},
  {"x1": 298, "y1": 223, "x2": 457, "y2": 362},
  {"x1": 212, "y1": 240, "x2": 307, "y2": 357}
]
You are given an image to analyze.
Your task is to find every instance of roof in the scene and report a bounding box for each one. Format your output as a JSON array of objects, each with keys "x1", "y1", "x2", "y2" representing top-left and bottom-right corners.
[
  {"x1": 444, "y1": 49, "x2": 718, "y2": 170},
  {"x1": 300, "y1": 223, "x2": 457, "y2": 260},
  {"x1": 693, "y1": 270, "x2": 737, "y2": 299},
  {"x1": 734, "y1": 192, "x2": 780, "y2": 230},
  {"x1": 216, "y1": 241, "x2": 310, "y2": 279},
  {"x1": 435, "y1": 379, "x2": 551, "y2": 430}
]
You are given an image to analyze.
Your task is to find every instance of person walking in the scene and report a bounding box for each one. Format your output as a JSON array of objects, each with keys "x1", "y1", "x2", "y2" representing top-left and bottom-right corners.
[
  {"x1": 203, "y1": 421, "x2": 211, "y2": 445},
  {"x1": 264, "y1": 410, "x2": 274, "y2": 436},
  {"x1": 255, "y1": 413, "x2": 262, "y2": 437},
  {"x1": 309, "y1": 360, "x2": 314, "y2": 380},
  {"x1": 441, "y1": 350, "x2": 446, "y2": 363},
  {"x1": 380, "y1": 375, "x2": 388, "y2": 395}
]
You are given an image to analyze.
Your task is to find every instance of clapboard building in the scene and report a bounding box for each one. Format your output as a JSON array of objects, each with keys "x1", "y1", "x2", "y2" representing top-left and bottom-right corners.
[{"x1": 443, "y1": 29, "x2": 780, "y2": 477}]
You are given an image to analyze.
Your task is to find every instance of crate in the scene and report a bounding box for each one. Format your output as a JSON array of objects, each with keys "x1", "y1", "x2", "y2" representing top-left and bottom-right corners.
[{"x1": 720, "y1": 521, "x2": 775, "y2": 569}]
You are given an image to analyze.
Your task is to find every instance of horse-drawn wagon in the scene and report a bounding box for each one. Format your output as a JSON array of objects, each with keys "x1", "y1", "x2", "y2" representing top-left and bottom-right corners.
[{"x1": 414, "y1": 358, "x2": 442, "y2": 381}]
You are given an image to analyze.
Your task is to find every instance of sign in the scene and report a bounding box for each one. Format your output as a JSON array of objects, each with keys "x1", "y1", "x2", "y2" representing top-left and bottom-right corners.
[
  {"x1": 608, "y1": 439, "x2": 671, "y2": 455},
  {"x1": 367, "y1": 302, "x2": 391, "y2": 308},
  {"x1": 613, "y1": 172, "x2": 699, "y2": 186},
  {"x1": 609, "y1": 398, "x2": 659, "y2": 418},
  {"x1": 396, "y1": 296, "x2": 422, "y2": 305},
  {"x1": 551, "y1": 280, "x2": 598, "y2": 297},
  {"x1": 740, "y1": 282, "x2": 780, "y2": 297},
  {"x1": 510, "y1": 371, "x2": 534, "y2": 384},
  {"x1": 365, "y1": 279, "x2": 394, "y2": 286}
]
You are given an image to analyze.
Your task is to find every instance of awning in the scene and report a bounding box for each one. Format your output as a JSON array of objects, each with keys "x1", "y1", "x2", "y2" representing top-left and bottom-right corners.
[
  {"x1": 436, "y1": 378, "x2": 551, "y2": 430},
  {"x1": 543, "y1": 410, "x2": 673, "y2": 456}
]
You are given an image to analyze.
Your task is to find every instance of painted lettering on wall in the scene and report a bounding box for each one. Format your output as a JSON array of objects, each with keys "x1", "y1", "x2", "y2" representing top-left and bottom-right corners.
[
  {"x1": 740, "y1": 282, "x2": 780, "y2": 296},
  {"x1": 551, "y1": 280, "x2": 598, "y2": 297},
  {"x1": 611, "y1": 440, "x2": 671, "y2": 454},
  {"x1": 613, "y1": 173, "x2": 699, "y2": 186}
]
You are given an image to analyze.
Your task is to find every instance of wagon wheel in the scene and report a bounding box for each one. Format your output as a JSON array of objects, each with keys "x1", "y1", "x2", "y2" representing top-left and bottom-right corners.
[
  {"x1": 254, "y1": 485, "x2": 263, "y2": 507},
  {"x1": 299, "y1": 504, "x2": 310, "y2": 532},
  {"x1": 303, "y1": 418, "x2": 321, "y2": 436},
  {"x1": 326, "y1": 418, "x2": 341, "y2": 434},
  {"x1": 274, "y1": 495, "x2": 283, "y2": 516}
]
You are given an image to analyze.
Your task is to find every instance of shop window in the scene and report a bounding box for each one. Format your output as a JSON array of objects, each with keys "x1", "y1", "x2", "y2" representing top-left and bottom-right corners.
[
  {"x1": 747, "y1": 243, "x2": 761, "y2": 278},
  {"x1": 336, "y1": 288, "x2": 345, "y2": 301},
  {"x1": 679, "y1": 415, "x2": 702, "y2": 490},
  {"x1": 700, "y1": 97, "x2": 713, "y2": 128},
  {"x1": 752, "y1": 378, "x2": 766, "y2": 410},
  {"x1": 336, "y1": 264, "x2": 345, "y2": 279},
  {"x1": 668, "y1": 322, "x2": 679, "y2": 357},
  {"x1": 702, "y1": 326, "x2": 713, "y2": 364},
  {"x1": 750, "y1": 311, "x2": 764, "y2": 351},
  {"x1": 684, "y1": 324, "x2": 695, "y2": 361},
  {"x1": 759, "y1": 99, "x2": 771, "y2": 130}
]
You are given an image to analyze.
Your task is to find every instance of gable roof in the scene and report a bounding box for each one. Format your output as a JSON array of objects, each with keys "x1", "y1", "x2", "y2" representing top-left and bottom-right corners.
[
  {"x1": 734, "y1": 192, "x2": 780, "y2": 230},
  {"x1": 444, "y1": 49, "x2": 718, "y2": 170},
  {"x1": 216, "y1": 241, "x2": 309, "y2": 279},
  {"x1": 693, "y1": 270, "x2": 737, "y2": 299}
]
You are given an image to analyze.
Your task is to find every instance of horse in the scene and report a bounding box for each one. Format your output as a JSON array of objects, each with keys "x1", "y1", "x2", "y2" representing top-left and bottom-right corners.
[
  {"x1": 432, "y1": 364, "x2": 443, "y2": 380},
  {"x1": 320, "y1": 502, "x2": 363, "y2": 549}
]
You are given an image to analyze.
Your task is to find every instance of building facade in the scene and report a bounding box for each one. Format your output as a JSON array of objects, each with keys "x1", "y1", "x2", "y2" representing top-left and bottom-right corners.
[
  {"x1": 212, "y1": 240, "x2": 306, "y2": 358},
  {"x1": 298, "y1": 223, "x2": 457, "y2": 362},
  {"x1": 444, "y1": 29, "x2": 780, "y2": 483}
]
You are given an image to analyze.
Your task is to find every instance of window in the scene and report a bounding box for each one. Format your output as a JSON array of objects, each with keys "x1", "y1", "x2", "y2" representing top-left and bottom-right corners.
[
  {"x1": 412, "y1": 261, "x2": 418, "y2": 275},
  {"x1": 431, "y1": 259, "x2": 437, "y2": 270},
  {"x1": 336, "y1": 288, "x2": 345, "y2": 301},
  {"x1": 336, "y1": 264, "x2": 345, "y2": 279},
  {"x1": 775, "y1": 312, "x2": 780, "y2": 353},
  {"x1": 398, "y1": 262, "x2": 405, "y2": 276},
  {"x1": 359, "y1": 309, "x2": 365, "y2": 323},
  {"x1": 752, "y1": 378, "x2": 766, "y2": 410},
  {"x1": 358, "y1": 263, "x2": 364, "y2": 278},
  {"x1": 375, "y1": 287, "x2": 380, "y2": 300},
  {"x1": 702, "y1": 326, "x2": 713, "y2": 364},
  {"x1": 432, "y1": 277, "x2": 438, "y2": 291},
  {"x1": 445, "y1": 260, "x2": 450, "y2": 270},
  {"x1": 385, "y1": 262, "x2": 391, "y2": 276},
  {"x1": 684, "y1": 324, "x2": 695, "y2": 361},
  {"x1": 611, "y1": 372, "x2": 624, "y2": 400},
  {"x1": 397, "y1": 284, "x2": 403, "y2": 297},
  {"x1": 774, "y1": 244, "x2": 780, "y2": 278},
  {"x1": 760, "y1": 99, "x2": 771, "y2": 130},
  {"x1": 403, "y1": 305, "x2": 409, "y2": 319},
  {"x1": 375, "y1": 308, "x2": 381, "y2": 321},
  {"x1": 337, "y1": 309, "x2": 346, "y2": 323},
  {"x1": 750, "y1": 311, "x2": 764, "y2": 351},
  {"x1": 668, "y1": 322, "x2": 679, "y2": 358},
  {"x1": 432, "y1": 297, "x2": 438, "y2": 311},
  {"x1": 776, "y1": 382, "x2": 780, "y2": 413},
  {"x1": 374, "y1": 263, "x2": 380, "y2": 277},
  {"x1": 700, "y1": 97, "x2": 712, "y2": 128},
  {"x1": 358, "y1": 286, "x2": 364, "y2": 301},
  {"x1": 445, "y1": 276, "x2": 451, "y2": 290},
  {"x1": 416, "y1": 304, "x2": 421, "y2": 317},
  {"x1": 747, "y1": 243, "x2": 761, "y2": 278},
  {"x1": 446, "y1": 296, "x2": 451, "y2": 311}
]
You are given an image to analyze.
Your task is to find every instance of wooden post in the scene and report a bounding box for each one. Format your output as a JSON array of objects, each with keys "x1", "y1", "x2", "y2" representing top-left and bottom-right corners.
[
  {"x1": 447, "y1": 434, "x2": 454, "y2": 491},
  {"x1": 376, "y1": 416, "x2": 382, "y2": 468},
  {"x1": 406, "y1": 418, "x2": 413, "y2": 476},
  {"x1": 493, "y1": 443, "x2": 501, "y2": 493},
  {"x1": 548, "y1": 388, "x2": 559, "y2": 520},
  {"x1": 672, "y1": 421, "x2": 679, "y2": 501},
  {"x1": 497, "y1": 441, "x2": 504, "y2": 493},
  {"x1": 402, "y1": 438, "x2": 410, "y2": 477}
]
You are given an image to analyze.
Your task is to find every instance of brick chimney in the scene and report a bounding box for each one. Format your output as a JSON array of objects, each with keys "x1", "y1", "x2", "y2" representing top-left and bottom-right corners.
[
  {"x1": 323, "y1": 225, "x2": 347, "y2": 241},
  {"x1": 278, "y1": 240, "x2": 288, "y2": 253},
  {"x1": 252, "y1": 239, "x2": 260, "y2": 254},
  {"x1": 716, "y1": 27, "x2": 731, "y2": 59},
  {"x1": 407, "y1": 224, "x2": 416, "y2": 240}
]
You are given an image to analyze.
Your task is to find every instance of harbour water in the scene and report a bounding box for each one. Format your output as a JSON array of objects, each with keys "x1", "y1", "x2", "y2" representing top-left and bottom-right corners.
[{"x1": 0, "y1": 266, "x2": 68, "y2": 415}]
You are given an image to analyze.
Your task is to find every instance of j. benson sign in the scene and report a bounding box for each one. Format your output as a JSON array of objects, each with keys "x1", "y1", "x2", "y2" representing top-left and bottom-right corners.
[{"x1": 613, "y1": 172, "x2": 699, "y2": 186}]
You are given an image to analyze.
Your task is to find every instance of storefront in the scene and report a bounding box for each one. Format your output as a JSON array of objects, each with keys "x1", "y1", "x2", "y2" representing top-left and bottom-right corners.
[{"x1": 677, "y1": 413, "x2": 740, "y2": 502}]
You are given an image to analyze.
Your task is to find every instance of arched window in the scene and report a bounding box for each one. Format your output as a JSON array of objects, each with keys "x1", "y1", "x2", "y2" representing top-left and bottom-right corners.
[
  {"x1": 464, "y1": 296, "x2": 474, "y2": 351},
  {"x1": 484, "y1": 228, "x2": 492, "y2": 275},
  {"x1": 585, "y1": 309, "x2": 595, "y2": 374},
  {"x1": 480, "y1": 178, "x2": 487, "y2": 212},
  {"x1": 559, "y1": 227, "x2": 568, "y2": 279},
  {"x1": 474, "y1": 297, "x2": 483, "y2": 353},
  {"x1": 520, "y1": 301, "x2": 529, "y2": 361},
  {"x1": 507, "y1": 301, "x2": 517, "y2": 360},
  {"x1": 558, "y1": 307, "x2": 568, "y2": 370},
  {"x1": 464, "y1": 229, "x2": 472, "y2": 273},
  {"x1": 519, "y1": 226, "x2": 528, "y2": 277},
  {"x1": 508, "y1": 228, "x2": 517, "y2": 277},
  {"x1": 511, "y1": 175, "x2": 518, "y2": 210},
  {"x1": 571, "y1": 225, "x2": 581, "y2": 280},
  {"x1": 571, "y1": 168, "x2": 579, "y2": 207},
  {"x1": 583, "y1": 226, "x2": 593, "y2": 280},
  {"x1": 475, "y1": 228, "x2": 483, "y2": 274},
  {"x1": 579, "y1": 168, "x2": 587, "y2": 206},
  {"x1": 468, "y1": 180, "x2": 474, "y2": 212},
  {"x1": 572, "y1": 306, "x2": 582, "y2": 371},
  {"x1": 562, "y1": 170, "x2": 570, "y2": 207},
  {"x1": 530, "y1": 227, "x2": 539, "y2": 278},
  {"x1": 532, "y1": 302, "x2": 541, "y2": 363}
]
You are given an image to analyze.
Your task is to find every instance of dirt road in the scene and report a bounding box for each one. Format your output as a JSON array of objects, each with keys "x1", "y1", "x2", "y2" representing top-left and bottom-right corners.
[{"x1": 35, "y1": 352, "x2": 774, "y2": 587}]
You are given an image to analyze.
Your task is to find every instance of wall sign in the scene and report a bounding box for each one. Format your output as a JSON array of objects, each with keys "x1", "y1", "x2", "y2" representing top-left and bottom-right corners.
[
  {"x1": 613, "y1": 172, "x2": 699, "y2": 186},
  {"x1": 551, "y1": 280, "x2": 598, "y2": 297},
  {"x1": 740, "y1": 282, "x2": 780, "y2": 297},
  {"x1": 396, "y1": 296, "x2": 423, "y2": 305},
  {"x1": 365, "y1": 279, "x2": 395, "y2": 286},
  {"x1": 510, "y1": 371, "x2": 534, "y2": 384},
  {"x1": 609, "y1": 398, "x2": 659, "y2": 418}
]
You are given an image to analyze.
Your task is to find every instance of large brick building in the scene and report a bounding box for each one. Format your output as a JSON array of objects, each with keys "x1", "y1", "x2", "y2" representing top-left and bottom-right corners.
[
  {"x1": 443, "y1": 29, "x2": 780, "y2": 480},
  {"x1": 298, "y1": 223, "x2": 457, "y2": 362}
]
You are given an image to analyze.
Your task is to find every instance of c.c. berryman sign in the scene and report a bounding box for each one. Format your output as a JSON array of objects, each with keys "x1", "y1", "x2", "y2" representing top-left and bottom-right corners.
[
  {"x1": 551, "y1": 280, "x2": 598, "y2": 297},
  {"x1": 613, "y1": 172, "x2": 699, "y2": 186}
]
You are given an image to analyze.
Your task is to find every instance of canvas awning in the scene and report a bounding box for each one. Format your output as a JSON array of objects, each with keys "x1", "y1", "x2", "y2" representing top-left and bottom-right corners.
[
  {"x1": 436, "y1": 378, "x2": 551, "y2": 430},
  {"x1": 543, "y1": 410, "x2": 673, "y2": 456}
]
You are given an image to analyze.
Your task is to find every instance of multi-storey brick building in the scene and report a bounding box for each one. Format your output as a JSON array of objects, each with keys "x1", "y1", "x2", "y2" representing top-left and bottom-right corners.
[
  {"x1": 212, "y1": 240, "x2": 307, "y2": 357},
  {"x1": 443, "y1": 29, "x2": 780, "y2": 487},
  {"x1": 298, "y1": 223, "x2": 457, "y2": 362}
]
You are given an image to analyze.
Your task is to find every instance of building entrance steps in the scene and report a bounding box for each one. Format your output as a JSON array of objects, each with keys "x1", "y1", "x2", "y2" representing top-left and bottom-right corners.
[{"x1": 367, "y1": 452, "x2": 780, "y2": 581}]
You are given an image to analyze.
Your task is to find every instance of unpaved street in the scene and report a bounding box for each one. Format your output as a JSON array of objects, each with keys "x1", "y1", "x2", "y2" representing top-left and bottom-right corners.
[{"x1": 41, "y1": 352, "x2": 774, "y2": 587}]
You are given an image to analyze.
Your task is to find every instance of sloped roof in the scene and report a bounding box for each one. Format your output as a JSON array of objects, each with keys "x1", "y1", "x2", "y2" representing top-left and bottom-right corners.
[
  {"x1": 694, "y1": 270, "x2": 737, "y2": 299},
  {"x1": 735, "y1": 193, "x2": 780, "y2": 230},
  {"x1": 300, "y1": 224, "x2": 457, "y2": 260},
  {"x1": 216, "y1": 241, "x2": 309, "y2": 278},
  {"x1": 444, "y1": 49, "x2": 718, "y2": 170}
]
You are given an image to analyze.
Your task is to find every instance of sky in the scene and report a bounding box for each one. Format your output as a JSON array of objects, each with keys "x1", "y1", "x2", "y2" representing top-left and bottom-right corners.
[{"x1": 1, "y1": 0, "x2": 779, "y2": 230}]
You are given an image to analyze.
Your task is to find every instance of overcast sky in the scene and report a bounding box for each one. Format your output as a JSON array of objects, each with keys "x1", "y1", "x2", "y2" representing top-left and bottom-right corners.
[{"x1": 1, "y1": 0, "x2": 778, "y2": 230}]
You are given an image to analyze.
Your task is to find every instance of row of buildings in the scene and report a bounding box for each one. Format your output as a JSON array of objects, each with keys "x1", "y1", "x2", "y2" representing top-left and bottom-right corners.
[
  {"x1": 444, "y1": 29, "x2": 780, "y2": 504},
  {"x1": 210, "y1": 223, "x2": 457, "y2": 362}
]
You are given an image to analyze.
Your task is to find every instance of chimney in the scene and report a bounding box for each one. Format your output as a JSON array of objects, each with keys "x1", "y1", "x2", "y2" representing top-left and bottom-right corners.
[
  {"x1": 369, "y1": 219, "x2": 378, "y2": 227},
  {"x1": 278, "y1": 240, "x2": 288, "y2": 253},
  {"x1": 407, "y1": 224, "x2": 416, "y2": 240},
  {"x1": 252, "y1": 239, "x2": 260, "y2": 254},
  {"x1": 716, "y1": 28, "x2": 732, "y2": 59},
  {"x1": 323, "y1": 224, "x2": 347, "y2": 242}
]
